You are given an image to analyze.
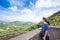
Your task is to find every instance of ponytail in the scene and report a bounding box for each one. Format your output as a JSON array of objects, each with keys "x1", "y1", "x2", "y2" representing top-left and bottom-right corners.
[{"x1": 43, "y1": 17, "x2": 50, "y2": 25}]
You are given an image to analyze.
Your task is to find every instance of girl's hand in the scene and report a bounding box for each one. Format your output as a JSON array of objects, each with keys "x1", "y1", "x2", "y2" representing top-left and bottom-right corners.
[
  {"x1": 43, "y1": 37, "x2": 46, "y2": 40},
  {"x1": 38, "y1": 27, "x2": 42, "y2": 30}
]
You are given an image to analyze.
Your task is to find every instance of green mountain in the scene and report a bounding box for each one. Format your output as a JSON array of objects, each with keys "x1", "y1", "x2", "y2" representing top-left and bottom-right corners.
[
  {"x1": 38, "y1": 11, "x2": 60, "y2": 26},
  {"x1": 8, "y1": 21, "x2": 34, "y2": 27},
  {"x1": 0, "y1": 21, "x2": 34, "y2": 28},
  {"x1": 48, "y1": 11, "x2": 60, "y2": 26}
]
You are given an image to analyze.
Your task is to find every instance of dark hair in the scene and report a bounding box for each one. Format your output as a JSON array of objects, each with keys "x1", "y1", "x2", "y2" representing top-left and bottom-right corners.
[{"x1": 43, "y1": 17, "x2": 50, "y2": 25}]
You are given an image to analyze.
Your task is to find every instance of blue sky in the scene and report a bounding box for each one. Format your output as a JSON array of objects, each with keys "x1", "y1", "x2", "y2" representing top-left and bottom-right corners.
[{"x1": 0, "y1": 0, "x2": 60, "y2": 23}]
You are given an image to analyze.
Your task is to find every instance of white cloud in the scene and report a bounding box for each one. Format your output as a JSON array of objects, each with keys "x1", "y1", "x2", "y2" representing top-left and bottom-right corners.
[
  {"x1": 30, "y1": 2, "x2": 34, "y2": 6},
  {"x1": 0, "y1": 0, "x2": 60, "y2": 23},
  {"x1": 35, "y1": 0, "x2": 60, "y2": 8},
  {"x1": 1, "y1": 8, "x2": 59, "y2": 23},
  {"x1": 9, "y1": 0, "x2": 24, "y2": 7},
  {"x1": 0, "y1": 8, "x2": 42, "y2": 23},
  {"x1": 19, "y1": 15, "x2": 41, "y2": 23},
  {"x1": 0, "y1": 15, "x2": 41, "y2": 23},
  {"x1": 21, "y1": 8, "x2": 33, "y2": 15},
  {"x1": 19, "y1": 8, "x2": 42, "y2": 23},
  {"x1": 8, "y1": 6, "x2": 18, "y2": 11}
]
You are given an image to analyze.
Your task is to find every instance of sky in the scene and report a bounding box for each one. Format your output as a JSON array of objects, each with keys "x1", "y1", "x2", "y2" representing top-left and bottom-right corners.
[{"x1": 0, "y1": 0, "x2": 60, "y2": 23}]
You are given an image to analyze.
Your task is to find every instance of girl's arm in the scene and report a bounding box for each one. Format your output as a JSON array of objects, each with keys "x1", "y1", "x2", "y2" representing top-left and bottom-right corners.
[
  {"x1": 37, "y1": 25, "x2": 42, "y2": 30},
  {"x1": 43, "y1": 30, "x2": 48, "y2": 40},
  {"x1": 44, "y1": 30, "x2": 48, "y2": 37}
]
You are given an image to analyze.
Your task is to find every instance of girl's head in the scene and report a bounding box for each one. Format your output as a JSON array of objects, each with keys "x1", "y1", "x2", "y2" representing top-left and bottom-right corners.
[{"x1": 42, "y1": 17, "x2": 50, "y2": 25}]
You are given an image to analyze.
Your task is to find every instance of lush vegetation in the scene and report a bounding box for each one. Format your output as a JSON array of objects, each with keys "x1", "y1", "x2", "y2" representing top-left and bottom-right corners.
[
  {"x1": 0, "y1": 21, "x2": 37, "y2": 36},
  {"x1": 38, "y1": 11, "x2": 60, "y2": 26},
  {"x1": 47, "y1": 11, "x2": 60, "y2": 26}
]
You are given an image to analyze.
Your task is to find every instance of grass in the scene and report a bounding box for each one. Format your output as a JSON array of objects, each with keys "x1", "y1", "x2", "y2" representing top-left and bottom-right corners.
[{"x1": 0, "y1": 26, "x2": 37, "y2": 36}]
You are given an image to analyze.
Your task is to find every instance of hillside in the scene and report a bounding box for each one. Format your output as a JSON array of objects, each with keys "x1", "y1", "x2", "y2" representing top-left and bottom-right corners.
[
  {"x1": 38, "y1": 11, "x2": 60, "y2": 26},
  {"x1": 0, "y1": 21, "x2": 35, "y2": 36},
  {"x1": 7, "y1": 21, "x2": 34, "y2": 27},
  {"x1": 0, "y1": 21, "x2": 34, "y2": 28},
  {"x1": 48, "y1": 11, "x2": 60, "y2": 26}
]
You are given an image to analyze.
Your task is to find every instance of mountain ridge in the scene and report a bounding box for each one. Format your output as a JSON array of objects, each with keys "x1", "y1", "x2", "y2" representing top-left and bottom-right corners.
[
  {"x1": 48, "y1": 10, "x2": 60, "y2": 26},
  {"x1": 0, "y1": 21, "x2": 34, "y2": 28}
]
